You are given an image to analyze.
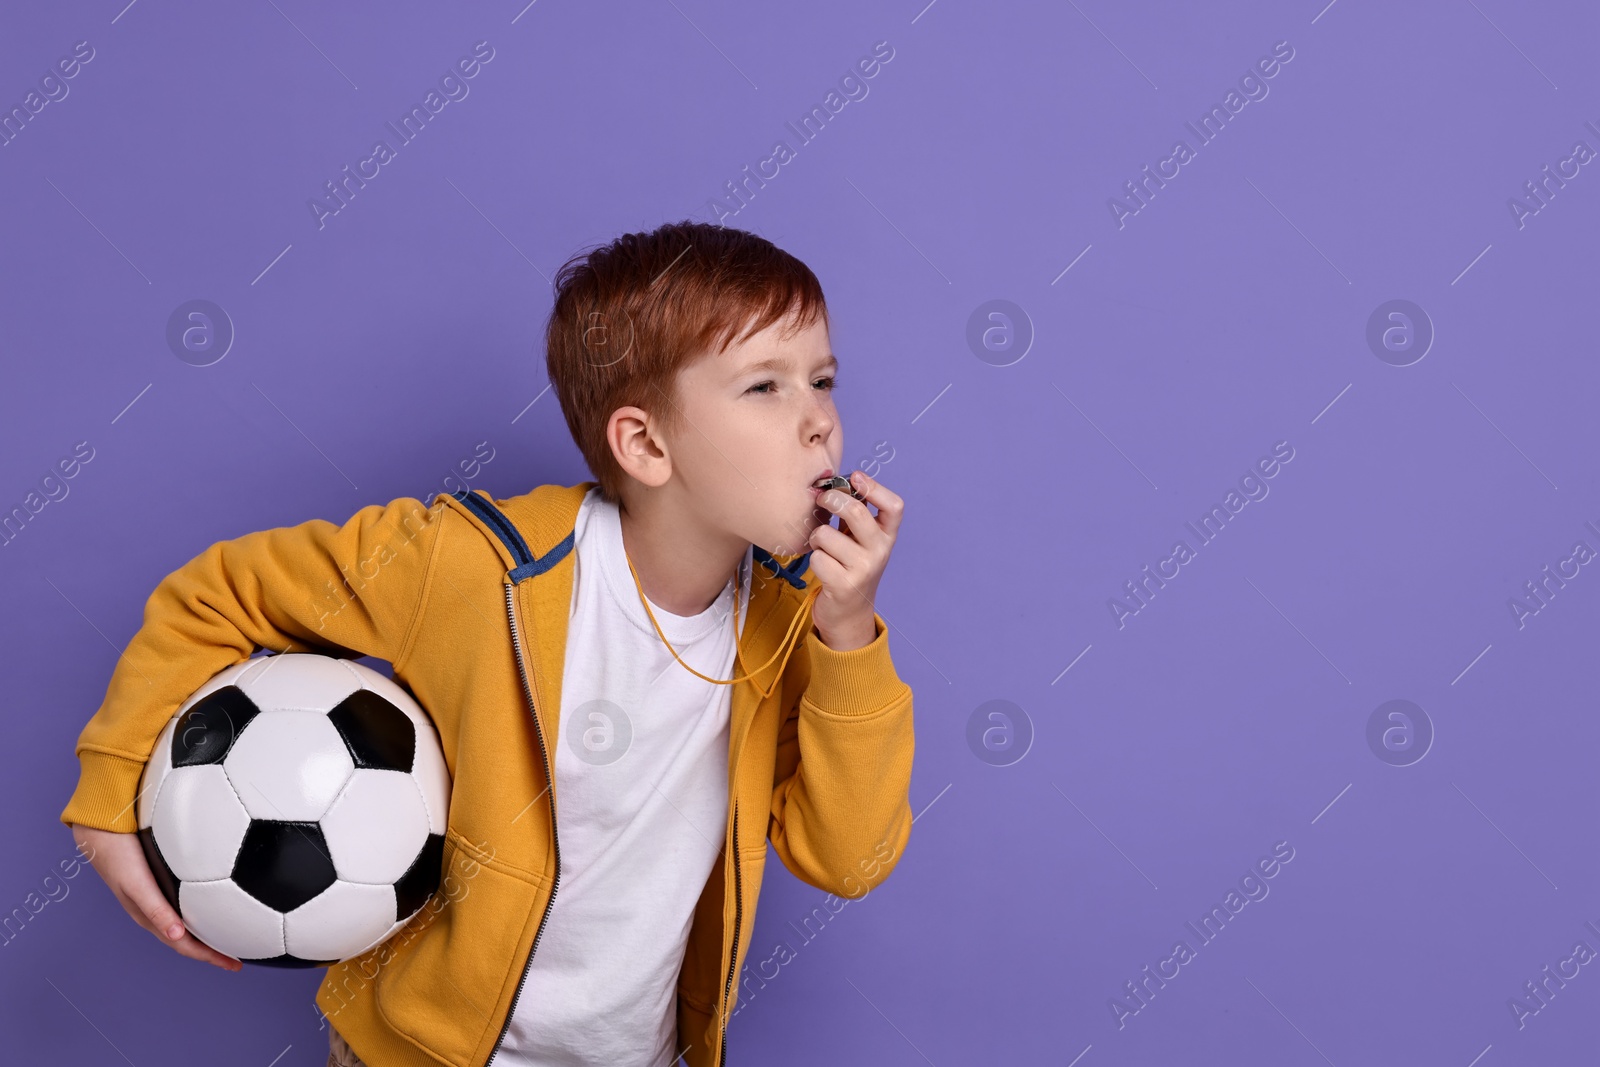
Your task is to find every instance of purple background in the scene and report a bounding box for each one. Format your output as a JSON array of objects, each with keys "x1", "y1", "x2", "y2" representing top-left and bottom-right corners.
[{"x1": 5, "y1": 0, "x2": 1599, "y2": 1063}]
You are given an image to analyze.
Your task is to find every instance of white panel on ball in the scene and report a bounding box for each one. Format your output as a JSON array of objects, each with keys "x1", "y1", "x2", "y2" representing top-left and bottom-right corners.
[
  {"x1": 239, "y1": 653, "x2": 361, "y2": 712},
  {"x1": 151, "y1": 765, "x2": 252, "y2": 881},
  {"x1": 284, "y1": 880, "x2": 397, "y2": 961},
  {"x1": 382, "y1": 913, "x2": 413, "y2": 945},
  {"x1": 353, "y1": 913, "x2": 412, "y2": 960},
  {"x1": 323, "y1": 771, "x2": 432, "y2": 883},
  {"x1": 181, "y1": 878, "x2": 286, "y2": 960},
  {"x1": 224, "y1": 711, "x2": 354, "y2": 821},
  {"x1": 410, "y1": 725, "x2": 450, "y2": 836},
  {"x1": 137, "y1": 718, "x2": 178, "y2": 831}
]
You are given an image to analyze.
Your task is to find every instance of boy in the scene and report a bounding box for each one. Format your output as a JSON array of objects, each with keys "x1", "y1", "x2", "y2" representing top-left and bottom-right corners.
[{"x1": 60, "y1": 220, "x2": 915, "y2": 1067}]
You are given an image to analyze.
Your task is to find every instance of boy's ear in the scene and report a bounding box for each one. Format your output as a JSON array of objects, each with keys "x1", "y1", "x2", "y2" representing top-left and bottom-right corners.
[{"x1": 607, "y1": 405, "x2": 672, "y2": 489}]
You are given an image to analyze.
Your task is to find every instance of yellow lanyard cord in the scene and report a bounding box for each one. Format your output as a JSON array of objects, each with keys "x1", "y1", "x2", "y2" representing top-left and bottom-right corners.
[{"x1": 626, "y1": 551, "x2": 821, "y2": 700}]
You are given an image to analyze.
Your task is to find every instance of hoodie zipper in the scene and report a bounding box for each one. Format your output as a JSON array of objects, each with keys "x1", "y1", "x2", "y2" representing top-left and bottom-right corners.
[
  {"x1": 719, "y1": 803, "x2": 742, "y2": 1067},
  {"x1": 455, "y1": 487, "x2": 748, "y2": 1067},
  {"x1": 490, "y1": 581, "x2": 743, "y2": 1067},
  {"x1": 484, "y1": 580, "x2": 560, "y2": 1067}
]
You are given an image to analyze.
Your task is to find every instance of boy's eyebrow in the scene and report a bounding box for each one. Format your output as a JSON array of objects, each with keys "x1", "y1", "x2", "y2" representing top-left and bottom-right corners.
[{"x1": 732, "y1": 353, "x2": 839, "y2": 378}]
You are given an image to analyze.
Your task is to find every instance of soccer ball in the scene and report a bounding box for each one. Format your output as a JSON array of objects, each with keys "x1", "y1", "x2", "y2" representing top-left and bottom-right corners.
[{"x1": 135, "y1": 653, "x2": 450, "y2": 967}]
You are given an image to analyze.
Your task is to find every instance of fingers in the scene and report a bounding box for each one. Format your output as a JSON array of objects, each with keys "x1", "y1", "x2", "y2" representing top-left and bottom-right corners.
[
  {"x1": 114, "y1": 839, "x2": 243, "y2": 971},
  {"x1": 818, "y1": 487, "x2": 880, "y2": 543},
  {"x1": 110, "y1": 885, "x2": 163, "y2": 940},
  {"x1": 807, "y1": 522, "x2": 867, "y2": 570},
  {"x1": 852, "y1": 471, "x2": 903, "y2": 537},
  {"x1": 117, "y1": 887, "x2": 241, "y2": 969},
  {"x1": 119, "y1": 854, "x2": 186, "y2": 944},
  {"x1": 169, "y1": 930, "x2": 243, "y2": 970},
  {"x1": 836, "y1": 471, "x2": 903, "y2": 540},
  {"x1": 807, "y1": 543, "x2": 866, "y2": 595}
]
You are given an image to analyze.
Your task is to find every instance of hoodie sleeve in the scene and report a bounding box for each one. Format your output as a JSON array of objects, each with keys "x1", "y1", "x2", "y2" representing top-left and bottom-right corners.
[
  {"x1": 766, "y1": 611, "x2": 915, "y2": 898},
  {"x1": 59, "y1": 494, "x2": 448, "y2": 834}
]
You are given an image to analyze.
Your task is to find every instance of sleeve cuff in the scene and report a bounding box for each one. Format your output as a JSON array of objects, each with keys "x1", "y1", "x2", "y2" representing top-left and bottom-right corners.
[
  {"x1": 59, "y1": 749, "x2": 148, "y2": 833},
  {"x1": 801, "y1": 613, "x2": 909, "y2": 717}
]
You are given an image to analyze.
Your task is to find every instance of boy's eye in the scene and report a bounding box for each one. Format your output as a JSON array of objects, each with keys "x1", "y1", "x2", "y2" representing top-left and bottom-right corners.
[{"x1": 746, "y1": 376, "x2": 837, "y2": 395}]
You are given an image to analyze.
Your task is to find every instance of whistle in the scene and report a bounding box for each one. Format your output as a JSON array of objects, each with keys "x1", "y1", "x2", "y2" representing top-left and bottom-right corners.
[{"x1": 812, "y1": 474, "x2": 867, "y2": 501}]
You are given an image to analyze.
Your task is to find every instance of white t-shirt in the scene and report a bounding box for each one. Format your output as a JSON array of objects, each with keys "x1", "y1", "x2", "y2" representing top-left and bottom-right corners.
[{"x1": 497, "y1": 487, "x2": 752, "y2": 1066}]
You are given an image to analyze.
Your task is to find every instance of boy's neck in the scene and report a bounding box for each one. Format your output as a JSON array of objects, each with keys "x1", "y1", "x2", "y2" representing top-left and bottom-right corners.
[{"x1": 615, "y1": 491, "x2": 748, "y2": 620}]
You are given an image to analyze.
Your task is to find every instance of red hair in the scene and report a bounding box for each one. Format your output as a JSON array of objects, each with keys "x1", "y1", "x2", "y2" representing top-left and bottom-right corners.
[{"x1": 544, "y1": 220, "x2": 828, "y2": 503}]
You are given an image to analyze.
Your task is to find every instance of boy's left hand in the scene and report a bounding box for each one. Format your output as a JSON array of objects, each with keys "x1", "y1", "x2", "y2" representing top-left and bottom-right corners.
[{"x1": 806, "y1": 470, "x2": 903, "y2": 651}]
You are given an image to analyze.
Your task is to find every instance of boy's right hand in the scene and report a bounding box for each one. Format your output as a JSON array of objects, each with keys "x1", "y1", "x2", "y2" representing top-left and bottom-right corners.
[{"x1": 70, "y1": 824, "x2": 243, "y2": 971}]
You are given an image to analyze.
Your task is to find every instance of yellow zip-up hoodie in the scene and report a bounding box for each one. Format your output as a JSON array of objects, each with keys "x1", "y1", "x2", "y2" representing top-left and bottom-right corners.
[{"x1": 58, "y1": 482, "x2": 916, "y2": 1067}]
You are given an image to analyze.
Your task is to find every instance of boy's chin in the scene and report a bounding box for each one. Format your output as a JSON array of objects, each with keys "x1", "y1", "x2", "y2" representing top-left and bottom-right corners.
[
  {"x1": 796, "y1": 506, "x2": 832, "y2": 552},
  {"x1": 767, "y1": 507, "x2": 828, "y2": 557}
]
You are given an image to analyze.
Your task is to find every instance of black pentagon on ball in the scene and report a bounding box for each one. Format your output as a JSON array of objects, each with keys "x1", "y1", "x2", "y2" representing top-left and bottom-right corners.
[
  {"x1": 248, "y1": 954, "x2": 340, "y2": 969},
  {"x1": 394, "y1": 832, "x2": 446, "y2": 919},
  {"x1": 232, "y1": 821, "x2": 338, "y2": 912},
  {"x1": 171, "y1": 685, "x2": 261, "y2": 767},
  {"x1": 136, "y1": 826, "x2": 182, "y2": 912},
  {"x1": 328, "y1": 689, "x2": 416, "y2": 772}
]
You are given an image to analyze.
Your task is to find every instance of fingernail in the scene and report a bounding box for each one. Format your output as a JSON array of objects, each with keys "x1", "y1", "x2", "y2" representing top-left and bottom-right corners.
[{"x1": 167, "y1": 922, "x2": 183, "y2": 939}]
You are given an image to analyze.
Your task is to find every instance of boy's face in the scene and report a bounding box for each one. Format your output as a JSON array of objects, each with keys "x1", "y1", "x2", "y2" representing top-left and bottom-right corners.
[{"x1": 663, "y1": 310, "x2": 842, "y2": 556}]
